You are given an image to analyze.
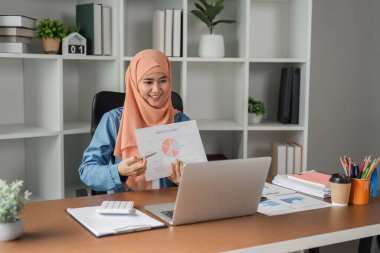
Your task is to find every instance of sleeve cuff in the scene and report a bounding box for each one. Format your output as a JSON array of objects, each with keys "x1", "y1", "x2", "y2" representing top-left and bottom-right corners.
[{"x1": 109, "y1": 164, "x2": 124, "y2": 185}]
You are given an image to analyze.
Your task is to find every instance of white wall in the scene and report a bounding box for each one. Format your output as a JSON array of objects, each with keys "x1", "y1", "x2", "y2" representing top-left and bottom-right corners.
[{"x1": 309, "y1": 0, "x2": 379, "y2": 252}]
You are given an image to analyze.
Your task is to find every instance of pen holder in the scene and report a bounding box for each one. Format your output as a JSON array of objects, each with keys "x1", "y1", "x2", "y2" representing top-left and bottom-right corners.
[{"x1": 349, "y1": 178, "x2": 370, "y2": 205}]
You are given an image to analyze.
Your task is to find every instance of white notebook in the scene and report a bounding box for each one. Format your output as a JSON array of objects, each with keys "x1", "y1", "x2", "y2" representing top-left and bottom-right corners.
[{"x1": 67, "y1": 206, "x2": 165, "y2": 237}]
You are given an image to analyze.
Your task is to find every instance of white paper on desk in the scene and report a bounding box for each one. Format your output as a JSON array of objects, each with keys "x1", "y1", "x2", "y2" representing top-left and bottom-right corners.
[
  {"x1": 262, "y1": 182, "x2": 296, "y2": 197},
  {"x1": 67, "y1": 206, "x2": 164, "y2": 237},
  {"x1": 135, "y1": 120, "x2": 207, "y2": 181},
  {"x1": 258, "y1": 193, "x2": 331, "y2": 216}
]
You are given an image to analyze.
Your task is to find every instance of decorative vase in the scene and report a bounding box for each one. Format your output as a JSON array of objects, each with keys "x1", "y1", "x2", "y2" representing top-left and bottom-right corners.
[
  {"x1": 248, "y1": 113, "x2": 263, "y2": 124},
  {"x1": 0, "y1": 219, "x2": 24, "y2": 241},
  {"x1": 42, "y1": 38, "x2": 60, "y2": 54},
  {"x1": 198, "y1": 34, "x2": 225, "y2": 58}
]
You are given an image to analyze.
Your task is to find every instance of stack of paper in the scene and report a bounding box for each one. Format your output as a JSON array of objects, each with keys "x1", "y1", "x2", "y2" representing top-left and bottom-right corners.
[{"x1": 272, "y1": 174, "x2": 331, "y2": 198}]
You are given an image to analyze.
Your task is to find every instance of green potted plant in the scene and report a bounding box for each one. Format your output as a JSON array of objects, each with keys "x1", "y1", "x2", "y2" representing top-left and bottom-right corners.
[
  {"x1": 37, "y1": 18, "x2": 68, "y2": 54},
  {"x1": 248, "y1": 96, "x2": 267, "y2": 124},
  {"x1": 0, "y1": 179, "x2": 31, "y2": 241},
  {"x1": 190, "y1": 0, "x2": 235, "y2": 57}
]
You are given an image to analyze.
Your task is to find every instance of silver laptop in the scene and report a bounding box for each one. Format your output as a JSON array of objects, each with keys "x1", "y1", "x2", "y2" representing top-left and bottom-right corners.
[{"x1": 145, "y1": 157, "x2": 271, "y2": 226}]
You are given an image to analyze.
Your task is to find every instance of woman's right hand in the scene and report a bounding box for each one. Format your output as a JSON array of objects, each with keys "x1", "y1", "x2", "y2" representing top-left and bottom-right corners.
[{"x1": 118, "y1": 156, "x2": 147, "y2": 177}]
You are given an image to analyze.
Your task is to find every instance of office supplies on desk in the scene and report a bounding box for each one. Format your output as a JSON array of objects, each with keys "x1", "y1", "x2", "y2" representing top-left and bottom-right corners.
[
  {"x1": 145, "y1": 157, "x2": 271, "y2": 225},
  {"x1": 67, "y1": 206, "x2": 164, "y2": 237},
  {"x1": 287, "y1": 170, "x2": 331, "y2": 188},
  {"x1": 96, "y1": 201, "x2": 134, "y2": 215},
  {"x1": 272, "y1": 175, "x2": 330, "y2": 198},
  {"x1": 258, "y1": 192, "x2": 331, "y2": 216}
]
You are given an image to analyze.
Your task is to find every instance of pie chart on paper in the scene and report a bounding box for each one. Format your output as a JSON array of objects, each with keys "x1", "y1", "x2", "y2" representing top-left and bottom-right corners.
[{"x1": 161, "y1": 138, "x2": 180, "y2": 157}]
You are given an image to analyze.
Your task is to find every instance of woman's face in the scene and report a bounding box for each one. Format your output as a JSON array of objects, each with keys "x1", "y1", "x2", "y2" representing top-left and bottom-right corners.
[{"x1": 137, "y1": 72, "x2": 170, "y2": 108}]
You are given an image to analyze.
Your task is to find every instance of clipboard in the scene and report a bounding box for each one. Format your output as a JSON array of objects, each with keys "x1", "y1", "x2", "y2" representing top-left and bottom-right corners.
[{"x1": 67, "y1": 206, "x2": 165, "y2": 237}]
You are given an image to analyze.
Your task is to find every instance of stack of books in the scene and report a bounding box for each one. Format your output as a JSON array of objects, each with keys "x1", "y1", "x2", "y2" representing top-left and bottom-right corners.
[
  {"x1": 272, "y1": 170, "x2": 331, "y2": 198},
  {"x1": 76, "y1": 3, "x2": 112, "y2": 55},
  {"x1": 152, "y1": 9, "x2": 182, "y2": 57},
  {"x1": 0, "y1": 15, "x2": 37, "y2": 53},
  {"x1": 270, "y1": 141, "x2": 302, "y2": 177}
]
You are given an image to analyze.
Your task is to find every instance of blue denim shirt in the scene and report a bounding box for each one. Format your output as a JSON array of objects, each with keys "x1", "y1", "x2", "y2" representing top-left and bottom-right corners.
[{"x1": 78, "y1": 107, "x2": 190, "y2": 193}]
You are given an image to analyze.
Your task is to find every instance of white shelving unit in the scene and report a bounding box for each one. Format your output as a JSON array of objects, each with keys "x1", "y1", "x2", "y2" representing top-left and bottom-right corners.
[{"x1": 0, "y1": 0, "x2": 312, "y2": 200}]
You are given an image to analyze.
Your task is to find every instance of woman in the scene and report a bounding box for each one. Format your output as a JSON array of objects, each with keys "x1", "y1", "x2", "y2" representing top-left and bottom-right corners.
[{"x1": 79, "y1": 49, "x2": 190, "y2": 193}]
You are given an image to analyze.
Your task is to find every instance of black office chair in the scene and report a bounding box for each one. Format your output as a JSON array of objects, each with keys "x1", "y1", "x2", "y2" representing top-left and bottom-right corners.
[{"x1": 87, "y1": 91, "x2": 184, "y2": 196}]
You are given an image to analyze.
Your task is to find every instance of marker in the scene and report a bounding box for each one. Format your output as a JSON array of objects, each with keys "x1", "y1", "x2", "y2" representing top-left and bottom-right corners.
[{"x1": 139, "y1": 152, "x2": 157, "y2": 160}]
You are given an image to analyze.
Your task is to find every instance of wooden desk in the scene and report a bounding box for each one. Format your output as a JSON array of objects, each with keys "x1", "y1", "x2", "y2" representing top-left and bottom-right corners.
[{"x1": 2, "y1": 188, "x2": 380, "y2": 253}]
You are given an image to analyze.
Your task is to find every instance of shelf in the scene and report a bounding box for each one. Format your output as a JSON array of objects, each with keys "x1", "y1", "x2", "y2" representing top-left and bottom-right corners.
[
  {"x1": 247, "y1": 122, "x2": 305, "y2": 131},
  {"x1": 196, "y1": 119, "x2": 243, "y2": 131},
  {"x1": 0, "y1": 53, "x2": 118, "y2": 60},
  {"x1": 0, "y1": 124, "x2": 58, "y2": 140},
  {"x1": 0, "y1": 53, "x2": 59, "y2": 59},
  {"x1": 249, "y1": 58, "x2": 307, "y2": 63},
  {"x1": 63, "y1": 121, "x2": 90, "y2": 135},
  {"x1": 187, "y1": 57, "x2": 245, "y2": 63}
]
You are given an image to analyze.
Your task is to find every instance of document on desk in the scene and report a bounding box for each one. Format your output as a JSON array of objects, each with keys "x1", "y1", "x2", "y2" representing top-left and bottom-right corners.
[
  {"x1": 262, "y1": 182, "x2": 296, "y2": 197},
  {"x1": 135, "y1": 120, "x2": 207, "y2": 181},
  {"x1": 258, "y1": 193, "x2": 331, "y2": 216},
  {"x1": 67, "y1": 206, "x2": 165, "y2": 237}
]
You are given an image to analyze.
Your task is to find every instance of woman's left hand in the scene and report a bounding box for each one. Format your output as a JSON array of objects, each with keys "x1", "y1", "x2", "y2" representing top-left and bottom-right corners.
[{"x1": 168, "y1": 159, "x2": 184, "y2": 185}]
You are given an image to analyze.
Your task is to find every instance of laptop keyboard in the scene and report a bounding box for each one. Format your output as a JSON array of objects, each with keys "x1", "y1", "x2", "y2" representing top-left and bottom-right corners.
[{"x1": 161, "y1": 210, "x2": 174, "y2": 219}]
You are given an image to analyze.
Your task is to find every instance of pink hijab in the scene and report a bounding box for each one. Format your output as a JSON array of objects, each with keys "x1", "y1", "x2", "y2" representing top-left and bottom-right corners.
[{"x1": 114, "y1": 49, "x2": 178, "y2": 190}]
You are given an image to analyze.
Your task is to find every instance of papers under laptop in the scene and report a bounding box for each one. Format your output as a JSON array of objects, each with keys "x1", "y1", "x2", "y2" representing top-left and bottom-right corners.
[{"x1": 145, "y1": 157, "x2": 271, "y2": 226}]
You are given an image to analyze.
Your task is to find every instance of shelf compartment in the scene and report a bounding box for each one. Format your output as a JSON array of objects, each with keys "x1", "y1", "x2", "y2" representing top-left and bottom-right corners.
[
  {"x1": 0, "y1": 136, "x2": 62, "y2": 200},
  {"x1": 247, "y1": 130, "x2": 304, "y2": 158},
  {"x1": 63, "y1": 60, "x2": 119, "y2": 128},
  {"x1": 186, "y1": 62, "x2": 246, "y2": 126},
  {"x1": 0, "y1": 58, "x2": 60, "y2": 137},
  {"x1": 249, "y1": 62, "x2": 307, "y2": 125},
  {"x1": 63, "y1": 121, "x2": 90, "y2": 135},
  {"x1": 247, "y1": 121, "x2": 304, "y2": 131},
  {"x1": 123, "y1": 60, "x2": 184, "y2": 95},
  {"x1": 187, "y1": 0, "x2": 247, "y2": 58},
  {"x1": 200, "y1": 130, "x2": 244, "y2": 159},
  {"x1": 64, "y1": 133, "x2": 91, "y2": 198},
  {"x1": 196, "y1": 119, "x2": 243, "y2": 131},
  {"x1": 0, "y1": 124, "x2": 58, "y2": 140},
  {"x1": 250, "y1": 0, "x2": 310, "y2": 59},
  {"x1": 123, "y1": 0, "x2": 184, "y2": 57}
]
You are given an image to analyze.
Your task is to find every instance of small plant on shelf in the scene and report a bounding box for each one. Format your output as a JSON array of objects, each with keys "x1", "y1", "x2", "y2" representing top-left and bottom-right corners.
[
  {"x1": 190, "y1": 0, "x2": 236, "y2": 58},
  {"x1": 248, "y1": 96, "x2": 267, "y2": 124},
  {"x1": 190, "y1": 0, "x2": 236, "y2": 34},
  {"x1": 37, "y1": 18, "x2": 68, "y2": 54}
]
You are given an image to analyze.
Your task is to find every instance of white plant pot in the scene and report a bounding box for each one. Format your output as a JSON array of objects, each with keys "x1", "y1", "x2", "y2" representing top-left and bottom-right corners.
[
  {"x1": 198, "y1": 34, "x2": 225, "y2": 58},
  {"x1": 248, "y1": 113, "x2": 263, "y2": 124},
  {"x1": 0, "y1": 219, "x2": 24, "y2": 241}
]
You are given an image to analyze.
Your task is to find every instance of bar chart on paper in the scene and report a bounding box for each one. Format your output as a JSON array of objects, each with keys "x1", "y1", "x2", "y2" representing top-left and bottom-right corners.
[{"x1": 135, "y1": 120, "x2": 207, "y2": 181}]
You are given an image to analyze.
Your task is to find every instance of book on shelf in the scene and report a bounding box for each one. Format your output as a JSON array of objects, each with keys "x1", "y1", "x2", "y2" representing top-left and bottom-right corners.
[
  {"x1": 288, "y1": 142, "x2": 302, "y2": 173},
  {"x1": 0, "y1": 27, "x2": 36, "y2": 37},
  {"x1": 286, "y1": 144, "x2": 294, "y2": 174},
  {"x1": 290, "y1": 68, "x2": 301, "y2": 124},
  {"x1": 0, "y1": 36, "x2": 32, "y2": 44},
  {"x1": 0, "y1": 42, "x2": 28, "y2": 53},
  {"x1": 152, "y1": 10, "x2": 165, "y2": 53},
  {"x1": 102, "y1": 6, "x2": 112, "y2": 55},
  {"x1": 76, "y1": 3, "x2": 103, "y2": 55},
  {"x1": 172, "y1": 9, "x2": 182, "y2": 57},
  {"x1": 164, "y1": 9, "x2": 173, "y2": 57},
  {"x1": 288, "y1": 170, "x2": 331, "y2": 188},
  {"x1": 270, "y1": 142, "x2": 287, "y2": 177},
  {"x1": 0, "y1": 15, "x2": 36, "y2": 29},
  {"x1": 277, "y1": 67, "x2": 301, "y2": 124}
]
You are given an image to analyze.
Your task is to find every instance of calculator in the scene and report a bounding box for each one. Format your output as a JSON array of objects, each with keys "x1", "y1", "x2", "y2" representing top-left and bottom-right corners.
[{"x1": 96, "y1": 201, "x2": 135, "y2": 215}]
